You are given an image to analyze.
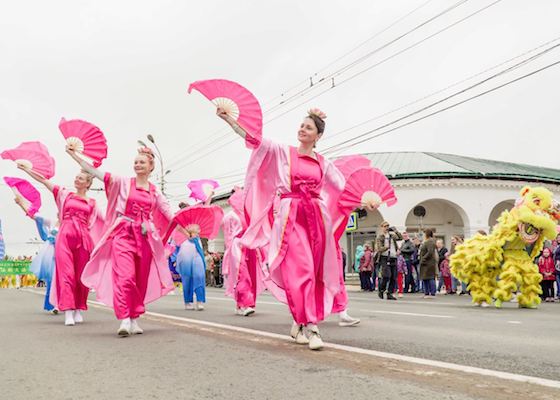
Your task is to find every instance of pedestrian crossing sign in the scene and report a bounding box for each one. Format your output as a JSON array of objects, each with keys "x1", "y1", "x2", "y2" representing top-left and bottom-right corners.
[{"x1": 346, "y1": 212, "x2": 358, "y2": 231}]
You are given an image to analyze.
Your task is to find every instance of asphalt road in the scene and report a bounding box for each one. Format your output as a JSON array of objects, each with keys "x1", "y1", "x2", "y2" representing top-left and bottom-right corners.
[{"x1": 1, "y1": 287, "x2": 559, "y2": 400}]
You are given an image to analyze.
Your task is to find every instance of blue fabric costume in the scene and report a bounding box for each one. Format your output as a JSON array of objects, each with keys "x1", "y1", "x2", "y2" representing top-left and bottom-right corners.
[
  {"x1": 176, "y1": 237, "x2": 206, "y2": 304},
  {"x1": 29, "y1": 216, "x2": 57, "y2": 311}
]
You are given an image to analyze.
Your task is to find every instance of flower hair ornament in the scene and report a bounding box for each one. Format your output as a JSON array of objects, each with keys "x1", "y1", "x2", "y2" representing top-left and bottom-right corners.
[
  {"x1": 308, "y1": 108, "x2": 327, "y2": 120},
  {"x1": 137, "y1": 146, "x2": 155, "y2": 160}
]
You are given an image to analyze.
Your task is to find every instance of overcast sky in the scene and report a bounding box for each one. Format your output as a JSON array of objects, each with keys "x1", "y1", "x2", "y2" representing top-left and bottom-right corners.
[{"x1": 1, "y1": 0, "x2": 559, "y2": 255}]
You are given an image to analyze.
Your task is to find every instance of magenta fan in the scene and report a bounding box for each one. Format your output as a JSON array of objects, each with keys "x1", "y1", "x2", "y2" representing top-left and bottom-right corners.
[
  {"x1": 187, "y1": 179, "x2": 219, "y2": 202},
  {"x1": 334, "y1": 155, "x2": 372, "y2": 179},
  {"x1": 59, "y1": 118, "x2": 108, "y2": 167},
  {"x1": 188, "y1": 79, "x2": 263, "y2": 148},
  {"x1": 163, "y1": 205, "x2": 224, "y2": 243},
  {"x1": 1, "y1": 141, "x2": 56, "y2": 179},
  {"x1": 3, "y1": 176, "x2": 42, "y2": 217},
  {"x1": 338, "y1": 167, "x2": 397, "y2": 211}
]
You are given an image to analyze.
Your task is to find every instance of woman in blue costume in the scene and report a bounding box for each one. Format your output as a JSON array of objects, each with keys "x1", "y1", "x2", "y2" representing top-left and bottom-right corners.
[
  {"x1": 15, "y1": 196, "x2": 58, "y2": 313},
  {"x1": 176, "y1": 225, "x2": 207, "y2": 311}
]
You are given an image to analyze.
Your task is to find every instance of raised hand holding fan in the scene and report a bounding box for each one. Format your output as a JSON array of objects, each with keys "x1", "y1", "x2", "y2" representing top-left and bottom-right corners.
[
  {"x1": 338, "y1": 167, "x2": 397, "y2": 212},
  {"x1": 188, "y1": 79, "x2": 263, "y2": 149},
  {"x1": 59, "y1": 118, "x2": 108, "y2": 167},
  {"x1": 1, "y1": 141, "x2": 56, "y2": 179},
  {"x1": 163, "y1": 205, "x2": 224, "y2": 244},
  {"x1": 187, "y1": 179, "x2": 220, "y2": 202},
  {"x1": 3, "y1": 176, "x2": 42, "y2": 217}
]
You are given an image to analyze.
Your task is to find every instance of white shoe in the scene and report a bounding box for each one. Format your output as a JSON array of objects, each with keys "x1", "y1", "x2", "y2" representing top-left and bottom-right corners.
[
  {"x1": 295, "y1": 327, "x2": 309, "y2": 345},
  {"x1": 73, "y1": 310, "x2": 84, "y2": 323},
  {"x1": 290, "y1": 322, "x2": 299, "y2": 339},
  {"x1": 308, "y1": 325, "x2": 323, "y2": 350},
  {"x1": 235, "y1": 308, "x2": 244, "y2": 316},
  {"x1": 185, "y1": 303, "x2": 195, "y2": 310},
  {"x1": 118, "y1": 318, "x2": 131, "y2": 337},
  {"x1": 338, "y1": 313, "x2": 360, "y2": 327},
  {"x1": 195, "y1": 302, "x2": 204, "y2": 311},
  {"x1": 472, "y1": 302, "x2": 482, "y2": 307},
  {"x1": 397, "y1": 293, "x2": 404, "y2": 298},
  {"x1": 130, "y1": 318, "x2": 144, "y2": 335},
  {"x1": 510, "y1": 295, "x2": 518, "y2": 303},
  {"x1": 242, "y1": 307, "x2": 255, "y2": 317},
  {"x1": 481, "y1": 302, "x2": 490, "y2": 308},
  {"x1": 64, "y1": 311, "x2": 75, "y2": 326}
]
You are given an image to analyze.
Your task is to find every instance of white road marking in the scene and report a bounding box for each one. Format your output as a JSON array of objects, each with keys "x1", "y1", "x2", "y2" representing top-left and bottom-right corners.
[
  {"x1": 507, "y1": 320, "x2": 522, "y2": 324},
  {"x1": 203, "y1": 295, "x2": 285, "y2": 307},
  {"x1": 21, "y1": 288, "x2": 560, "y2": 389},
  {"x1": 360, "y1": 309, "x2": 455, "y2": 319}
]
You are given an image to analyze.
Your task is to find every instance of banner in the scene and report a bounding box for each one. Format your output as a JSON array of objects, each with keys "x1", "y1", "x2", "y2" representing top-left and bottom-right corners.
[
  {"x1": 0, "y1": 260, "x2": 31, "y2": 276},
  {"x1": 0, "y1": 219, "x2": 5, "y2": 259}
]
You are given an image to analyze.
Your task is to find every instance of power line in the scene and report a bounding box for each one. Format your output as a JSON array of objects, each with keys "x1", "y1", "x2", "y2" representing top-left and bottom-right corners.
[
  {"x1": 260, "y1": 0, "x2": 437, "y2": 109},
  {"x1": 320, "y1": 35, "x2": 560, "y2": 146},
  {"x1": 264, "y1": 0, "x2": 504, "y2": 126},
  {"x1": 264, "y1": 0, "x2": 472, "y2": 115},
  {"x1": 326, "y1": 57, "x2": 560, "y2": 155}
]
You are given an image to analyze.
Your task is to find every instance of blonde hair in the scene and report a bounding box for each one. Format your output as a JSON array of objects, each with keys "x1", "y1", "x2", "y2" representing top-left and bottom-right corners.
[{"x1": 79, "y1": 170, "x2": 94, "y2": 189}]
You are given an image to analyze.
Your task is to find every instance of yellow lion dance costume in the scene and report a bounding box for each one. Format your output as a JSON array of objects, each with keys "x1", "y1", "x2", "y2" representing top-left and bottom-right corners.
[{"x1": 450, "y1": 186, "x2": 559, "y2": 309}]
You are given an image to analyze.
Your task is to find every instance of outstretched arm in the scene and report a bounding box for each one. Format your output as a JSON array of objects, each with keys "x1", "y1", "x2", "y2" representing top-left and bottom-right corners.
[
  {"x1": 17, "y1": 164, "x2": 55, "y2": 192},
  {"x1": 217, "y1": 107, "x2": 247, "y2": 139},
  {"x1": 66, "y1": 146, "x2": 104, "y2": 180},
  {"x1": 13, "y1": 195, "x2": 32, "y2": 218}
]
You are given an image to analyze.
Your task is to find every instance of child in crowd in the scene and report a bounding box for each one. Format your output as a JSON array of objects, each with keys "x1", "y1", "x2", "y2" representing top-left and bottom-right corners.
[
  {"x1": 396, "y1": 253, "x2": 407, "y2": 298},
  {"x1": 440, "y1": 252, "x2": 452, "y2": 295},
  {"x1": 539, "y1": 247, "x2": 556, "y2": 302}
]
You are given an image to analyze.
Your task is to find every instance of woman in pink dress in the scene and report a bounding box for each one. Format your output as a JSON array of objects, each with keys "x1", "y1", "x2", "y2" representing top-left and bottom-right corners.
[
  {"x1": 18, "y1": 165, "x2": 103, "y2": 326},
  {"x1": 222, "y1": 187, "x2": 265, "y2": 316},
  {"x1": 218, "y1": 107, "x2": 377, "y2": 350},
  {"x1": 67, "y1": 146, "x2": 174, "y2": 336}
]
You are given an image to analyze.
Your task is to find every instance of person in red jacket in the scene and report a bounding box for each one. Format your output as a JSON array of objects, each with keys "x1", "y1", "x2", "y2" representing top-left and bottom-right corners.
[
  {"x1": 539, "y1": 247, "x2": 556, "y2": 302},
  {"x1": 359, "y1": 243, "x2": 374, "y2": 292}
]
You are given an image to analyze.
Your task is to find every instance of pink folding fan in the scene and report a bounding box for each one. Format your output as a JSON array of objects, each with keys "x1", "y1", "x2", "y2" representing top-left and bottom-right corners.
[
  {"x1": 188, "y1": 79, "x2": 263, "y2": 148},
  {"x1": 59, "y1": 118, "x2": 108, "y2": 167},
  {"x1": 1, "y1": 141, "x2": 56, "y2": 179},
  {"x1": 3, "y1": 176, "x2": 42, "y2": 217}
]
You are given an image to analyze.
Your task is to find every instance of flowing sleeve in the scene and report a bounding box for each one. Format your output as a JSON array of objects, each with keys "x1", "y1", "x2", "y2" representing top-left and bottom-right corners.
[
  {"x1": 240, "y1": 138, "x2": 285, "y2": 250},
  {"x1": 34, "y1": 216, "x2": 50, "y2": 242},
  {"x1": 101, "y1": 172, "x2": 128, "y2": 229},
  {"x1": 153, "y1": 188, "x2": 173, "y2": 241}
]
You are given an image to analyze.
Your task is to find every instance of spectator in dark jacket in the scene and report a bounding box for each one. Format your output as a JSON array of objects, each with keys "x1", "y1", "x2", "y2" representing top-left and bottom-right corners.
[
  {"x1": 419, "y1": 229, "x2": 437, "y2": 298},
  {"x1": 376, "y1": 222, "x2": 403, "y2": 300},
  {"x1": 400, "y1": 232, "x2": 416, "y2": 293}
]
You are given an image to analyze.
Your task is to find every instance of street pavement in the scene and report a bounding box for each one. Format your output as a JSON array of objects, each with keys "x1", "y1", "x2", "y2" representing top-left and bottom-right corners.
[{"x1": 1, "y1": 287, "x2": 559, "y2": 400}]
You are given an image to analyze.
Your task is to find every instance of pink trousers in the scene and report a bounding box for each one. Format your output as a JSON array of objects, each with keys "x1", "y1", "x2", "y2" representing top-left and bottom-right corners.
[
  {"x1": 235, "y1": 249, "x2": 258, "y2": 309},
  {"x1": 55, "y1": 226, "x2": 90, "y2": 311},
  {"x1": 281, "y1": 203, "x2": 326, "y2": 325},
  {"x1": 111, "y1": 225, "x2": 153, "y2": 320}
]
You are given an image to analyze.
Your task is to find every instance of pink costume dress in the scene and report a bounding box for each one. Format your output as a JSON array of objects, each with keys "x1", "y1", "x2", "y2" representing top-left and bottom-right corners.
[
  {"x1": 49, "y1": 186, "x2": 104, "y2": 311},
  {"x1": 81, "y1": 173, "x2": 174, "y2": 320},
  {"x1": 222, "y1": 209, "x2": 264, "y2": 309},
  {"x1": 240, "y1": 139, "x2": 345, "y2": 325}
]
